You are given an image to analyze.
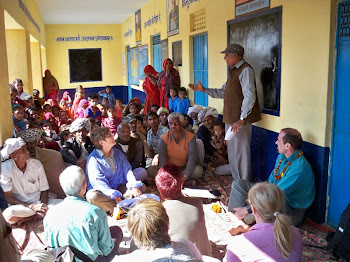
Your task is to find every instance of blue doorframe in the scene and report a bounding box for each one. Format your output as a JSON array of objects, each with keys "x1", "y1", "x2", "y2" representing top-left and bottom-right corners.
[
  {"x1": 127, "y1": 46, "x2": 132, "y2": 101},
  {"x1": 193, "y1": 33, "x2": 208, "y2": 107},
  {"x1": 152, "y1": 34, "x2": 162, "y2": 73},
  {"x1": 328, "y1": 1, "x2": 350, "y2": 227}
]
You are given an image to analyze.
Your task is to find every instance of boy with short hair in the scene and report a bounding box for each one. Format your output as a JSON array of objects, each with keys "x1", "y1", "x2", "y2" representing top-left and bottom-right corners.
[
  {"x1": 85, "y1": 94, "x2": 102, "y2": 120},
  {"x1": 13, "y1": 104, "x2": 26, "y2": 136},
  {"x1": 168, "y1": 86, "x2": 180, "y2": 113},
  {"x1": 98, "y1": 85, "x2": 115, "y2": 106},
  {"x1": 101, "y1": 106, "x2": 122, "y2": 136},
  {"x1": 150, "y1": 104, "x2": 160, "y2": 113},
  {"x1": 177, "y1": 87, "x2": 190, "y2": 114}
]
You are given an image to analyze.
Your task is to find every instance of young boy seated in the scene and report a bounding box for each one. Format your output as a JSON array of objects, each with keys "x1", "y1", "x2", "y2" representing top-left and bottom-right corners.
[
  {"x1": 43, "y1": 103, "x2": 52, "y2": 114},
  {"x1": 13, "y1": 104, "x2": 26, "y2": 136},
  {"x1": 85, "y1": 94, "x2": 102, "y2": 120},
  {"x1": 207, "y1": 122, "x2": 227, "y2": 175},
  {"x1": 168, "y1": 86, "x2": 180, "y2": 113},
  {"x1": 150, "y1": 104, "x2": 160, "y2": 114},
  {"x1": 127, "y1": 102, "x2": 140, "y2": 117},
  {"x1": 41, "y1": 119, "x2": 58, "y2": 140},
  {"x1": 98, "y1": 85, "x2": 115, "y2": 106},
  {"x1": 181, "y1": 114, "x2": 193, "y2": 132},
  {"x1": 101, "y1": 106, "x2": 122, "y2": 136},
  {"x1": 101, "y1": 97, "x2": 111, "y2": 107},
  {"x1": 177, "y1": 87, "x2": 191, "y2": 115}
]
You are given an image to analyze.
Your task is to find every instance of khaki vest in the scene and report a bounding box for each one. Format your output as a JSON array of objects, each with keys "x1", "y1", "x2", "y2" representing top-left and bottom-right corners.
[
  {"x1": 161, "y1": 130, "x2": 195, "y2": 167},
  {"x1": 223, "y1": 62, "x2": 261, "y2": 125}
]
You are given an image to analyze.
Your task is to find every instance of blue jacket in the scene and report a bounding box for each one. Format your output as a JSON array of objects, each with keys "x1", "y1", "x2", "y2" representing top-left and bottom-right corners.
[
  {"x1": 269, "y1": 150, "x2": 315, "y2": 209},
  {"x1": 86, "y1": 148, "x2": 142, "y2": 199}
]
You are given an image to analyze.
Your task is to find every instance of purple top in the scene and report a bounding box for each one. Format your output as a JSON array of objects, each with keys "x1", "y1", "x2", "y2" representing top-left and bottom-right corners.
[{"x1": 224, "y1": 223, "x2": 302, "y2": 262}]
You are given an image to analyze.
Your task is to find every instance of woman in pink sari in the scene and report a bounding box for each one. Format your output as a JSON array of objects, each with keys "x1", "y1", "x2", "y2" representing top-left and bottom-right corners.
[
  {"x1": 157, "y1": 58, "x2": 180, "y2": 109},
  {"x1": 143, "y1": 65, "x2": 160, "y2": 114}
]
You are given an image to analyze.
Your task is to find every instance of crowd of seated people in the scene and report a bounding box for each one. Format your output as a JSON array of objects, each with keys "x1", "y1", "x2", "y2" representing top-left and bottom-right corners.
[{"x1": 0, "y1": 72, "x2": 313, "y2": 261}]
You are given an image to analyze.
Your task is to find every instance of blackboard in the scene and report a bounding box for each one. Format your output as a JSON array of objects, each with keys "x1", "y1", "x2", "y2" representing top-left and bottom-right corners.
[
  {"x1": 228, "y1": 6, "x2": 282, "y2": 116},
  {"x1": 69, "y1": 48, "x2": 102, "y2": 83},
  {"x1": 138, "y1": 45, "x2": 149, "y2": 80},
  {"x1": 161, "y1": 39, "x2": 169, "y2": 65}
]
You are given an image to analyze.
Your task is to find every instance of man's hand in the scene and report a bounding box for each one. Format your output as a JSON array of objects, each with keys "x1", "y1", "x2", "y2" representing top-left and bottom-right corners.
[
  {"x1": 188, "y1": 80, "x2": 204, "y2": 92},
  {"x1": 131, "y1": 187, "x2": 142, "y2": 198},
  {"x1": 233, "y1": 207, "x2": 248, "y2": 220},
  {"x1": 231, "y1": 119, "x2": 245, "y2": 134},
  {"x1": 151, "y1": 154, "x2": 159, "y2": 166},
  {"x1": 29, "y1": 203, "x2": 48, "y2": 216}
]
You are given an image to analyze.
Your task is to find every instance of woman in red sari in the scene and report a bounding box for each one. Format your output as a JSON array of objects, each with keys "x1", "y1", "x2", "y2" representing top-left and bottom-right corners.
[
  {"x1": 142, "y1": 65, "x2": 160, "y2": 114},
  {"x1": 157, "y1": 58, "x2": 181, "y2": 109}
]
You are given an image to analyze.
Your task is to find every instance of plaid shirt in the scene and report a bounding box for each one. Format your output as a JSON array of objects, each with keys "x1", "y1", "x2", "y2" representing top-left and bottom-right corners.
[{"x1": 147, "y1": 124, "x2": 169, "y2": 154}]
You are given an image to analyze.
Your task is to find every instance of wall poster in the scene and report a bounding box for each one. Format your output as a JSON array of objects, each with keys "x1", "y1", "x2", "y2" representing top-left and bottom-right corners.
[
  {"x1": 138, "y1": 45, "x2": 149, "y2": 80},
  {"x1": 130, "y1": 47, "x2": 139, "y2": 85},
  {"x1": 135, "y1": 9, "x2": 142, "y2": 45},
  {"x1": 167, "y1": 0, "x2": 179, "y2": 37}
]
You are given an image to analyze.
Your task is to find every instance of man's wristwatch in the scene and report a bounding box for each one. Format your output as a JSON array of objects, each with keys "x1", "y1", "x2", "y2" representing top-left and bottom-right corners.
[{"x1": 245, "y1": 205, "x2": 252, "y2": 214}]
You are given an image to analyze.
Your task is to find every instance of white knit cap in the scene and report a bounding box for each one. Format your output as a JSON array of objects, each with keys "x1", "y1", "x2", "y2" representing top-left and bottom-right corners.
[{"x1": 1, "y1": 137, "x2": 26, "y2": 161}]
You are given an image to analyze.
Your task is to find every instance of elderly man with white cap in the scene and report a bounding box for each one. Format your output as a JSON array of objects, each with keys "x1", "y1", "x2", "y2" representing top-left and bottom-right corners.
[
  {"x1": 187, "y1": 105, "x2": 203, "y2": 134},
  {"x1": 0, "y1": 137, "x2": 49, "y2": 225},
  {"x1": 189, "y1": 43, "x2": 261, "y2": 181},
  {"x1": 60, "y1": 118, "x2": 95, "y2": 170}
]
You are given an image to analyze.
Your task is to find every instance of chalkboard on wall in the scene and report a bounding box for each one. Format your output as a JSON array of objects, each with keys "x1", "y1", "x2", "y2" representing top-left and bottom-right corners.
[
  {"x1": 69, "y1": 48, "x2": 102, "y2": 83},
  {"x1": 228, "y1": 6, "x2": 282, "y2": 116}
]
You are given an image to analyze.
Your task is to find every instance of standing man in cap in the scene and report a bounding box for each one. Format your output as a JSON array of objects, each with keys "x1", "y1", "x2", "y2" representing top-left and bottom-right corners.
[{"x1": 189, "y1": 44, "x2": 261, "y2": 181}]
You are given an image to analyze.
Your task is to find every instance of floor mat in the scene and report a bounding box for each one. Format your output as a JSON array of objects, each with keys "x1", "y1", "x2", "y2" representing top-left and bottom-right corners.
[{"x1": 10, "y1": 175, "x2": 340, "y2": 261}]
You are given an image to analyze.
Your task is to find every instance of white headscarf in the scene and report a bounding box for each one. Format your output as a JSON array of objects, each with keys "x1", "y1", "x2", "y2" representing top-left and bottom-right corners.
[
  {"x1": 198, "y1": 107, "x2": 219, "y2": 122},
  {"x1": 1, "y1": 137, "x2": 26, "y2": 161},
  {"x1": 187, "y1": 105, "x2": 204, "y2": 115}
]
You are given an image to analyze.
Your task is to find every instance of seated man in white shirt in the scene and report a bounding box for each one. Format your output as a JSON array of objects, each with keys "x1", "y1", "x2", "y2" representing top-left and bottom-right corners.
[{"x1": 1, "y1": 138, "x2": 49, "y2": 225}]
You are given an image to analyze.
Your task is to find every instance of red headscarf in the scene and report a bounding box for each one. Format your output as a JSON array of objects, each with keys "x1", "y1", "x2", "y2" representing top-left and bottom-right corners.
[
  {"x1": 144, "y1": 65, "x2": 159, "y2": 78},
  {"x1": 162, "y1": 58, "x2": 173, "y2": 70}
]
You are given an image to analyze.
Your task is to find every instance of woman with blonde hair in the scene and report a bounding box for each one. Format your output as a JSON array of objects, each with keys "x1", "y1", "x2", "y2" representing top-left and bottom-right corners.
[
  {"x1": 118, "y1": 198, "x2": 202, "y2": 261},
  {"x1": 224, "y1": 182, "x2": 302, "y2": 262}
]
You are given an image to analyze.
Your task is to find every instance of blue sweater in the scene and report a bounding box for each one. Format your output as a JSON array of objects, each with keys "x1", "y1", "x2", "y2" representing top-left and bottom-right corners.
[
  {"x1": 269, "y1": 150, "x2": 315, "y2": 209},
  {"x1": 86, "y1": 148, "x2": 142, "y2": 199}
]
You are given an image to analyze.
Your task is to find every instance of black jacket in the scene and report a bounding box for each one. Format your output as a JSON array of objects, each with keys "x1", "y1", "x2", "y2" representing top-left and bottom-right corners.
[{"x1": 60, "y1": 136, "x2": 95, "y2": 164}]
